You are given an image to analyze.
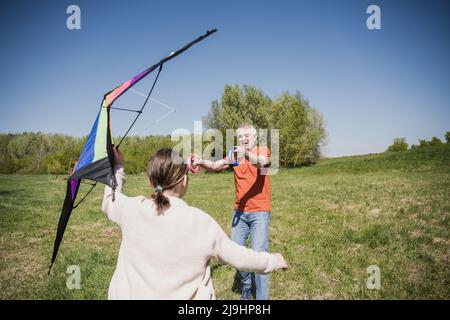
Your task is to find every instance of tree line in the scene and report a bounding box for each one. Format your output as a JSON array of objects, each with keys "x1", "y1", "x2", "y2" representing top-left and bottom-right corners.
[
  {"x1": 386, "y1": 132, "x2": 450, "y2": 152},
  {"x1": 0, "y1": 133, "x2": 175, "y2": 174}
]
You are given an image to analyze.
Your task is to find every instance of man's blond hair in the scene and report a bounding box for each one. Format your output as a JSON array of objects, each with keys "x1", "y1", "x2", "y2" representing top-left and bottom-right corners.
[{"x1": 237, "y1": 123, "x2": 257, "y2": 137}]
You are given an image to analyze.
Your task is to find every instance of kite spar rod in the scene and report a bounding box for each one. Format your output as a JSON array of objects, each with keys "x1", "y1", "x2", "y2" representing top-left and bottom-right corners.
[{"x1": 116, "y1": 28, "x2": 218, "y2": 148}]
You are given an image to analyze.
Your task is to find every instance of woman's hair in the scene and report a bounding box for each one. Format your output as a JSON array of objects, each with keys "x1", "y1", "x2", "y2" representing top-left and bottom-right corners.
[{"x1": 147, "y1": 148, "x2": 188, "y2": 215}]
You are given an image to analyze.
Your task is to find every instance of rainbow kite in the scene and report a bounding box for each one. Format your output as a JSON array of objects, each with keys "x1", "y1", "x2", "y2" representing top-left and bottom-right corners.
[{"x1": 49, "y1": 29, "x2": 217, "y2": 273}]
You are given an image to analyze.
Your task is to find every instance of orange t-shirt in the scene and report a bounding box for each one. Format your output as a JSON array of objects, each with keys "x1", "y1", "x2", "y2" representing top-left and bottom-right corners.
[{"x1": 228, "y1": 146, "x2": 271, "y2": 212}]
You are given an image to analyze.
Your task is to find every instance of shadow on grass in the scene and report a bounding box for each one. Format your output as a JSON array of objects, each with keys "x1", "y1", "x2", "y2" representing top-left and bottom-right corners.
[
  {"x1": 210, "y1": 264, "x2": 259, "y2": 299},
  {"x1": 0, "y1": 189, "x2": 24, "y2": 196},
  {"x1": 232, "y1": 272, "x2": 257, "y2": 299}
]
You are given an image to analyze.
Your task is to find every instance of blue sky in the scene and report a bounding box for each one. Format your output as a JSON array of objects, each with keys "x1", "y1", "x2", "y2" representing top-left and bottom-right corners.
[{"x1": 1, "y1": 0, "x2": 449, "y2": 157}]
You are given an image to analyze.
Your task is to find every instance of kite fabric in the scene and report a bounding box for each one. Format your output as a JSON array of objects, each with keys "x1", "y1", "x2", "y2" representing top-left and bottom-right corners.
[{"x1": 49, "y1": 29, "x2": 217, "y2": 273}]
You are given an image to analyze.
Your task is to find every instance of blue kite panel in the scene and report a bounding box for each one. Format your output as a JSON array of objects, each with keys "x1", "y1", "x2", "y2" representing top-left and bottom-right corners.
[{"x1": 73, "y1": 111, "x2": 100, "y2": 173}]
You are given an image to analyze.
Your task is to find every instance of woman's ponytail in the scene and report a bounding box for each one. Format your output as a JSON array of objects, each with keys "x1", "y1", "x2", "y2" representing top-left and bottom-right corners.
[
  {"x1": 151, "y1": 185, "x2": 170, "y2": 215},
  {"x1": 147, "y1": 149, "x2": 188, "y2": 215}
]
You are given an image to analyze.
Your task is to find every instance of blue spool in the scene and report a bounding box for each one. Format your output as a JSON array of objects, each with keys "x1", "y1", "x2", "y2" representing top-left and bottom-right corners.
[{"x1": 227, "y1": 147, "x2": 240, "y2": 166}]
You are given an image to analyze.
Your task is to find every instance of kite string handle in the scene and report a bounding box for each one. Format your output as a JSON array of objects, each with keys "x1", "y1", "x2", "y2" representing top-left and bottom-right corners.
[
  {"x1": 187, "y1": 154, "x2": 201, "y2": 174},
  {"x1": 228, "y1": 147, "x2": 240, "y2": 167}
]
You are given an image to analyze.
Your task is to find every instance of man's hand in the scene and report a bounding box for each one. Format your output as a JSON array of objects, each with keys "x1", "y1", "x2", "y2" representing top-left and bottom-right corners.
[
  {"x1": 235, "y1": 146, "x2": 245, "y2": 160},
  {"x1": 113, "y1": 147, "x2": 124, "y2": 169}
]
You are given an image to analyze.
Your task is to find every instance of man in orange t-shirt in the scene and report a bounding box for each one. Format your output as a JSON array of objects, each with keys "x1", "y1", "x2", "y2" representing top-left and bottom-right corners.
[{"x1": 195, "y1": 124, "x2": 272, "y2": 300}]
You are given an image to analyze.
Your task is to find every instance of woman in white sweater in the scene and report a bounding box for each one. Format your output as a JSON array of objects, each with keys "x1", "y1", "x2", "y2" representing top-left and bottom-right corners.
[{"x1": 102, "y1": 148, "x2": 287, "y2": 300}]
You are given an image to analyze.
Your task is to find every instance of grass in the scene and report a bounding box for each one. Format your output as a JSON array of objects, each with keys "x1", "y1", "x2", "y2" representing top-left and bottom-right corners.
[{"x1": 0, "y1": 144, "x2": 449, "y2": 299}]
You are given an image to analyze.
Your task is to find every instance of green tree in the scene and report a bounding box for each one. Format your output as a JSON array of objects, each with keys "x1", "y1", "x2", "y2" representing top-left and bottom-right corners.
[
  {"x1": 204, "y1": 85, "x2": 272, "y2": 134},
  {"x1": 430, "y1": 136, "x2": 442, "y2": 146},
  {"x1": 445, "y1": 131, "x2": 450, "y2": 143},
  {"x1": 271, "y1": 92, "x2": 326, "y2": 166},
  {"x1": 418, "y1": 139, "x2": 430, "y2": 148},
  {"x1": 387, "y1": 138, "x2": 408, "y2": 152}
]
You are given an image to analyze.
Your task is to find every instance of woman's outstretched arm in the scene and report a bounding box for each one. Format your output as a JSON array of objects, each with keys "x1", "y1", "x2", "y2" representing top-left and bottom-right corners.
[{"x1": 210, "y1": 220, "x2": 287, "y2": 274}]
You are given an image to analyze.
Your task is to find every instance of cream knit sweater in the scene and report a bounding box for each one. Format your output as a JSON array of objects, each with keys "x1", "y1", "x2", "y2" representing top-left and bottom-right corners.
[{"x1": 102, "y1": 167, "x2": 281, "y2": 300}]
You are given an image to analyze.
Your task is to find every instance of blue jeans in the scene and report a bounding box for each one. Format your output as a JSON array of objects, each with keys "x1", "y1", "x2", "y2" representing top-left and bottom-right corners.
[{"x1": 231, "y1": 211, "x2": 271, "y2": 300}]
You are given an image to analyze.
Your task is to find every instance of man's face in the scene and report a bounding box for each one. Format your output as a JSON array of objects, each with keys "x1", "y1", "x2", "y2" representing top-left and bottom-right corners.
[{"x1": 238, "y1": 128, "x2": 256, "y2": 150}]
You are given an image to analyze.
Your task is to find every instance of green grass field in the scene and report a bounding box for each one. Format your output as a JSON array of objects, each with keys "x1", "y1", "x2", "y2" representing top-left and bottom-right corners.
[{"x1": 1, "y1": 145, "x2": 449, "y2": 299}]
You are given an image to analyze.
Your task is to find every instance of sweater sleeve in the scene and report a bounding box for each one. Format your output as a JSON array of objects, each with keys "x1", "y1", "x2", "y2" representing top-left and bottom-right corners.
[
  {"x1": 101, "y1": 166, "x2": 127, "y2": 225},
  {"x1": 210, "y1": 219, "x2": 280, "y2": 274}
]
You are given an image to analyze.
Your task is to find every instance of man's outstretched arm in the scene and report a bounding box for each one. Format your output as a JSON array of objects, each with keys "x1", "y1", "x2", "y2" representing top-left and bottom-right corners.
[{"x1": 194, "y1": 157, "x2": 230, "y2": 172}]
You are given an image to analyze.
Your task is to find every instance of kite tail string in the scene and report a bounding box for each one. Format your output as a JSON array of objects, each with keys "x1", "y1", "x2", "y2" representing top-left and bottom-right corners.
[
  {"x1": 117, "y1": 64, "x2": 163, "y2": 148},
  {"x1": 72, "y1": 182, "x2": 97, "y2": 209}
]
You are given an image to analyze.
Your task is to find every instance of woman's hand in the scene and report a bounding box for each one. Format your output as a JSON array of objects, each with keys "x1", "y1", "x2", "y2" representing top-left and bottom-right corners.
[
  {"x1": 113, "y1": 147, "x2": 125, "y2": 169},
  {"x1": 191, "y1": 154, "x2": 203, "y2": 167},
  {"x1": 273, "y1": 253, "x2": 288, "y2": 270}
]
